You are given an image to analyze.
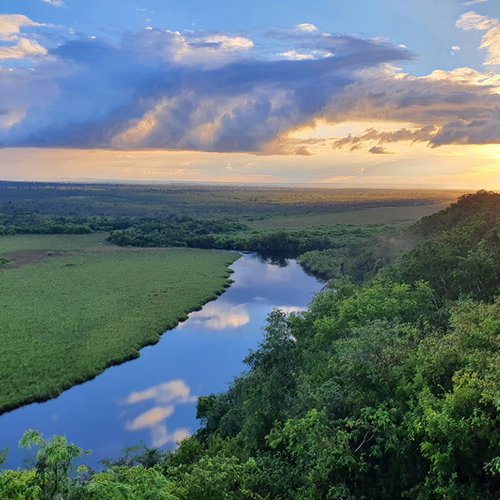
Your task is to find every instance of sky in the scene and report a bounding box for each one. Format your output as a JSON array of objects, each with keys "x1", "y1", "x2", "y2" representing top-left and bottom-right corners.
[{"x1": 0, "y1": 0, "x2": 499, "y2": 188}]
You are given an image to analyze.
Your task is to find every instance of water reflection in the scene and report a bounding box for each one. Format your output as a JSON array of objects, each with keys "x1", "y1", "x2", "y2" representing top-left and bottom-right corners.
[
  {"x1": 125, "y1": 380, "x2": 197, "y2": 448},
  {"x1": 0, "y1": 254, "x2": 323, "y2": 469},
  {"x1": 126, "y1": 406, "x2": 174, "y2": 431},
  {"x1": 125, "y1": 380, "x2": 197, "y2": 406},
  {"x1": 275, "y1": 306, "x2": 307, "y2": 314},
  {"x1": 185, "y1": 302, "x2": 250, "y2": 330}
]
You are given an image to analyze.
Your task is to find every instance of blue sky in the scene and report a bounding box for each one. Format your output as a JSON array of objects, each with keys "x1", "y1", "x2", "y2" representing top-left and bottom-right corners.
[
  {"x1": 0, "y1": 0, "x2": 499, "y2": 187},
  {"x1": 4, "y1": 0, "x2": 497, "y2": 73}
]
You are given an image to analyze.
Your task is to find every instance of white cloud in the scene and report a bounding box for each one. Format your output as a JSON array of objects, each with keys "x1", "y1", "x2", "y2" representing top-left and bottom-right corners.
[
  {"x1": 278, "y1": 50, "x2": 315, "y2": 61},
  {"x1": 127, "y1": 29, "x2": 254, "y2": 69},
  {"x1": 480, "y1": 25, "x2": 500, "y2": 66},
  {"x1": 0, "y1": 109, "x2": 26, "y2": 129},
  {"x1": 451, "y1": 45, "x2": 461, "y2": 55},
  {"x1": 278, "y1": 49, "x2": 333, "y2": 61},
  {"x1": 463, "y1": 0, "x2": 488, "y2": 5},
  {"x1": 0, "y1": 14, "x2": 47, "y2": 60},
  {"x1": 0, "y1": 38, "x2": 47, "y2": 59},
  {"x1": 125, "y1": 406, "x2": 190, "y2": 447},
  {"x1": 276, "y1": 306, "x2": 307, "y2": 314},
  {"x1": 41, "y1": 0, "x2": 66, "y2": 6},
  {"x1": 456, "y1": 11, "x2": 497, "y2": 31},
  {"x1": 456, "y1": 11, "x2": 500, "y2": 65},
  {"x1": 0, "y1": 14, "x2": 41, "y2": 42},
  {"x1": 203, "y1": 34, "x2": 253, "y2": 50},
  {"x1": 295, "y1": 23, "x2": 318, "y2": 32}
]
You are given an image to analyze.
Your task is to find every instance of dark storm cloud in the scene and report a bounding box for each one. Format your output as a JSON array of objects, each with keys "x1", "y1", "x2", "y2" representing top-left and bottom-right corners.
[{"x1": 0, "y1": 28, "x2": 412, "y2": 151}]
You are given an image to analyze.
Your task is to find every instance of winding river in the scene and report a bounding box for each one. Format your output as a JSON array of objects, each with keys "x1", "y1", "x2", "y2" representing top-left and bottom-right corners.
[{"x1": 0, "y1": 253, "x2": 323, "y2": 469}]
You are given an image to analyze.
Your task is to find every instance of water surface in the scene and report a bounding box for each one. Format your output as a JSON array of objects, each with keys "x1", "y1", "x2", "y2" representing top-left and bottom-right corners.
[{"x1": 0, "y1": 253, "x2": 322, "y2": 469}]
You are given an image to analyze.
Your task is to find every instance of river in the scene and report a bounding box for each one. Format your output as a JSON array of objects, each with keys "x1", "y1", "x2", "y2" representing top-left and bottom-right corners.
[{"x1": 0, "y1": 253, "x2": 323, "y2": 469}]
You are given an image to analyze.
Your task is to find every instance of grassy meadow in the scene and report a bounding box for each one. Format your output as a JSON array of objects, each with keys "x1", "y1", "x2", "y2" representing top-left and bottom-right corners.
[
  {"x1": 0, "y1": 233, "x2": 108, "y2": 253},
  {"x1": 248, "y1": 202, "x2": 448, "y2": 229},
  {"x1": 0, "y1": 234, "x2": 238, "y2": 414}
]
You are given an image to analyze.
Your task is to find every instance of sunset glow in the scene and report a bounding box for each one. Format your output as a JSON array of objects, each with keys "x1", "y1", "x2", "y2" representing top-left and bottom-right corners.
[{"x1": 0, "y1": 0, "x2": 498, "y2": 187}]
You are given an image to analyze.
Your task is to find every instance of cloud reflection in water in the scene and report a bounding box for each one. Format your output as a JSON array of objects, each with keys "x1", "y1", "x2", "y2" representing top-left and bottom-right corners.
[
  {"x1": 184, "y1": 302, "x2": 250, "y2": 330},
  {"x1": 126, "y1": 379, "x2": 197, "y2": 405},
  {"x1": 125, "y1": 380, "x2": 196, "y2": 448}
]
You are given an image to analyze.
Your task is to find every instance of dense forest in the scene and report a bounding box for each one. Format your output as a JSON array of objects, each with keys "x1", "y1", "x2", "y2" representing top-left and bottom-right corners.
[{"x1": 1, "y1": 190, "x2": 498, "y2": 498}]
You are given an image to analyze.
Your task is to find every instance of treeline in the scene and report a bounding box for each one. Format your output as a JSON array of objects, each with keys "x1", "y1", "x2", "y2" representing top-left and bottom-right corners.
[
  {"x1": 109, "y1": 223, "x2": 383, "y2": 256},
  {"x1": 0, "y1": 214, "x2": 133, "y2": 236},
  {"x1": 300, "y1": 190, "x2": 500, "y2": 285},
  {"x1": 0, "y1": 205, "x2": 390, "y2": 276},
  {"x1": 1, "y1": 192, "x2": 498, "y2": 499},
  {"x1": 298, "y1": 225, "x2": 415, "y2": 282},
  {"x1": 106, "y1": 217, "x2": 248, "y2": 247}
]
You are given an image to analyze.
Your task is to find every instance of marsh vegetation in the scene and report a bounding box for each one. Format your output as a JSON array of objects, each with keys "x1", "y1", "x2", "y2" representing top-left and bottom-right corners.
[{"x1": 0, "y1": 234, "x2": 237, "y2": 413}]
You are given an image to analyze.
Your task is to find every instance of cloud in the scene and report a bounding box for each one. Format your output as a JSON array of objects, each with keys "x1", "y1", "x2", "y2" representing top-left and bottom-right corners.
[
  {"x1": 269, "y1": 62, "x2": 500, "y2": 155},
  {"x1": 0, "y1": 38, "x2": 47, "y2": 59},
  {"x1": 463, "y1": 0, "x2": 488, "y2": 6},
  {"x1": 331, "y1": 125, "x2": 439, "y2": 150},
  {"x1": 276, "y1": 306, "x2": 307, "y2": 314},
  {"x1": 321, "y1": 66, "x2": 500, "y2": 149},
  {"x1": 277, "y1": 50, "x2": 315, "y2": 61},
  {"x1": 40, "y1": 0, "x2": 66, "y2": 6},
  {"x1": 0, "y1": 27, "x2": 412, "y2": 151},
  {"x1": 203, "y1": 34, "x2": 253, "y2": 50},
  {"x1": 456, "y1": 11, "x2": 500, "y2": 65},
  {"x1": 0, "y1": 109, "x2": 26, "y2": 129},
  {"x1": 295, "y1": 23, "x2": 318, "y2": 33},
  {"x1": 0, "y1": 21, "x2": 498, "y2": 154},
  {"x1": 369, "y1": 146, "x2": 393, "y2": 154},
  {"x1": 456, "y1": 11, "x2": 496, "y2": 32},
  {"x1": 277, "y1": 49, "x2": 333, "y2": 61},
  {"x1": 0, "y1": 14, "x2": 47, "y2": 60},
  {"x1": 0, "y1": 14, "x2": 41, "y2": 42}
]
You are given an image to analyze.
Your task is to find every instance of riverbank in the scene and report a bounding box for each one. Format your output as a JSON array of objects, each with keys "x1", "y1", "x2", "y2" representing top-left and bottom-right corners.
[
  {"x1": 0, "y1": 253, "x2": 323, "y2": 469},
  {"x1": 0, "y1": 234, "x2": 239, "y2": 414}
]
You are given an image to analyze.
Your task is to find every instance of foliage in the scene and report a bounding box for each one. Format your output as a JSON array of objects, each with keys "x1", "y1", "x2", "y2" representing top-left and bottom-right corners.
[
  {"x1": 83, "y1": 466, "x2": 177, "y2": 500},
  {"x1": 392, "y1": 190, "x2": 500, "y2": 301},
  {"x1": 19, "y1": 430, "x2": 88, "y2": 500},
  {"x1": 0, "y1": 191, "x2": 498, "y2": 498}
]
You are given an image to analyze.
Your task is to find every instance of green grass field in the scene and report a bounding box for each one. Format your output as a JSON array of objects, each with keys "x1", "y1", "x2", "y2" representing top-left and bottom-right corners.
[
  {"x1": 0, "y1": 233, "x2": 109, "y2": 254},
  {"x1": 248, "y1": 203, "x2": 448, "y2": 230},
  {"x1": 0, "y1": 235, "x2": 238, "y2": 414}
]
